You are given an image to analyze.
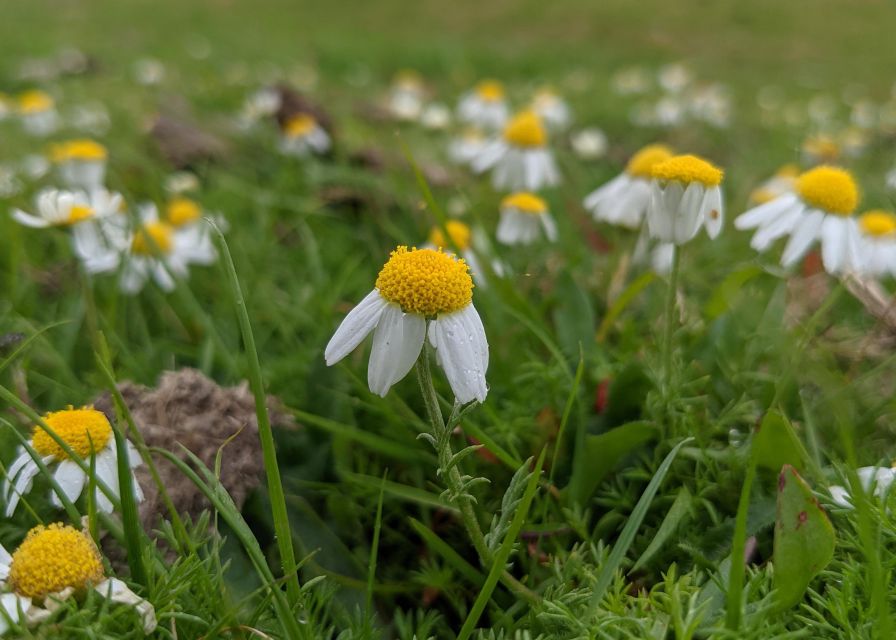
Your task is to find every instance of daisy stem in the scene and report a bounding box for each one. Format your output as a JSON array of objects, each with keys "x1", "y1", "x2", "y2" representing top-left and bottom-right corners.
[
  {"x1": 414, "y1": 349, "x2": 541, "y2": 605},
  {"x1": 661, "y1": 245, "x2": 681, "y2": 410}
]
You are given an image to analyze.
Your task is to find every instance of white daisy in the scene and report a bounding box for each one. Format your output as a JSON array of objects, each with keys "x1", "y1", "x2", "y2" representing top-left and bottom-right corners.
[
  {"x1": 2, "y1": 407, "x2": 143, "y2": 517},
  {"x1": 570, "y1": 127, "x2": 608, "y2": 161},
  {"x1": 632, "y1": 227, "x2": 675, "y2": 276},
  {"x1": 457, "y1": 80, "x2": 509, "y2": 131},
  {"x1": 325, "y1": 246, "x2": 488, "y2": 403},
  {"x1": 0, "y1": 524, "x2": 156, "y2": 634},
  {"x1": 854, "y1": 210, "x2": 896, "y2": 277},
  {"x1": 17, "y1": 90, "x2": 58, "y2": 137},
  {"x1": 449, "y1": 128, "x2": 487, "y2": 165},
  {"x1": 472, "y1": 111, "x2": 559, "y2": 191},
  {"x1": 420, "y1": 103, "x2": 451, "y2": 130},
  {"x1": 387, "y1": 70, "x2": 425, "y2": 122},
  {"x1": 734, "y1": 165, "x2": 862, "y2": 275},
  {"x1": 646, "y1": 154, "x2": 725, "y2": 245},
  {"x1": 531, "y1": 88, "x2": 571, "y2": 130},
  {"x1": 279, "y1": 113, "x2": 330, "y2": 157},
  {"x1": 748, "y1": 164, "x2": 799, "y2": 206},
  {"x1": 496, "y1": 192, "x2": 557, "y2": 245},
  {"x1": 657, "y1": 63, "x2": 692, "y2": 93},
  {"x1": 829, "y1": 466, "x2": 896, "y2": 509},
  {"x1": 801, "y1": 134, "x2": 840, "y2": 166},
  {"x1": 584, "y1": 144, "x2": 674, "y2": 229},
  {"x1": 50, "y1": 139, "x2": 108, "y2": 191}
]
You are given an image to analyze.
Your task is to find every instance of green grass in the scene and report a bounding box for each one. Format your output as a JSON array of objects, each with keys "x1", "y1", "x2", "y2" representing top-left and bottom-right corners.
[{"x1": 2, "y1": 0, "x2": 896, "y2": 638}]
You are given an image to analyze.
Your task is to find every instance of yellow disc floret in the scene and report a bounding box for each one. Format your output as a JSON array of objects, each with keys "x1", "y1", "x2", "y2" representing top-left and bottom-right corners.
[
  {"x1": 501, "y1": 192, "x2": 548, "y2": 214},
  {"x1": 651, "y1": 154, "x2": 723, "y2": 186},
  {"x1": 51, "y1": 139, "x2": 108, "y2": 163},
  {"x1": 131, "y1": 222, "x2": 174, "y2": 255},
  {"x1": 375, "y1": 246, "x2": 473, "y2": 316},
  {"x1": 802, "y1": 135, "x2": 840, "y2": 162},
  {"x1": 502, "y1": 111, "x2": 547, "y2": 148},
  {"x1": 18, "y1": 90, "x2": 53, "y2": 114},
  {"x1": 284, "y1": 114, "x2": 316, "y2": 138},
  {"x1": 859, "y1": 210, "x2": 896, "y2": 237},
  {"x1": 31, "y1": 407, "x2": 113, "y2": 459},
  {"x1": 796, "y1": 166, "x2": 859, "y2": 216},
  {"x1": 775, "y1": 163, "x2": 801, "y2": 178},
  {"x1": 476, "y1": 80, "x2": 505, "y2": 102},
  {"x1": 166, "y1": 197, "x2": 201, "y2": 226},
  {"x1": 625, "y1": 144, "x2": 675, "y2": 179},
  {"x1": 65, "y1": 204, "x2": 95, "y2": 225},
  {"x1": 7, "y1": 524, "x2": 105, "y2": 600},
  {"x1": 429, "y1": 221, "x2": 472, "y2": 250}
]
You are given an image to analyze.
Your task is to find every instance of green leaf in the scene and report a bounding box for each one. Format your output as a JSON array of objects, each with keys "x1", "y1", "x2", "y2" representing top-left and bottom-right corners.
[
  {"x1": 596, "y1": 271, "x2": 656, "y2": 343},
  {"x1": 703, "y1": 264, "x2": 764, "y2": 320},
  {"x1": 773, "y1": 464, "x2": 835, "y2": 610},
  {"x1": 751, "y1": 410, "x2": 806, "y2": 472},
  {"x1": 631, "y1": 486, "x2": 691, "y2": 572}
]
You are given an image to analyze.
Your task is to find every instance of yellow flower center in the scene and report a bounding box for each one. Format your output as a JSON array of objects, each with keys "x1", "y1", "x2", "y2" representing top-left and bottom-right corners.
[
  {"x1": 165, "y1": 197, "x2": 202, "y2": 226},
  {"x1": 284, "y1": 114, "x2": 316, "y2": 138},
  {"x1": 65, "y1": 204, "x2": 95, "y2": 225},
  {"x1": 502, "y1": 111, "x2": 547, "y2": 148},
  {"x1": 795, "y1": 166, "x2": 859, "y2": 216},
  {"x1": 859, "y1": 210, "x2": 896, "y2": 237},
  {"x1": 625, "y1": 144, "x2": 675, "y2": 179},
  {"x1": 31, "y1": 407, "x2": 113, "y2": 459},
  {"x1": 501, "y1": 192, "x2": 548, "y2": 214},
  {"x1": 429, "y1": 221, "x2": 472, "y2": 251},
  {"x1": 7, "y1": 524, "x2": 105, "y2": 600},
  {"x1": 651, "y1": 154, "x2": 723, "y2": 187},
  {"x1": 50, "y1": 139, "x2": 108, "y2": 163},
  {"x1": 476, "y1": 80, "x2": 505, "y2": 102},
  {"x1": 131, "y1": 222, "x2": 174, "y2": 256},
  {"x1": 375, "y1": 246, "x2": 473, "y2": 316},
  {"x1": 18, "y1": 90, "x2": 53, "y2": 114},
  {"x1": 776, "y1": 163, "x2": 801, "y2": 178}
]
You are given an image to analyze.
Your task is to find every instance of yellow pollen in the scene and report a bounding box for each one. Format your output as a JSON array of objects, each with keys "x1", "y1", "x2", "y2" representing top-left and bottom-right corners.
[
  {"x1": 501, "y1": 192, "x2": 548, "y2": 215},
  {"x1": 65, "y1": 204, "x2": 95, "y2": 225},
  {"x1": 429, "y1": 221, "x2": 472, "y2": 250},
  {"x1": 131, "y1": 221, "x2": 174, "y2": 256},
  {"x1": 651, "y1": 154, "x2": 723, "y2": 187},
  {"x1": 859, "y1": 210, "x2": 896, "y2": 237},
  {"x1": 284, "y1": 114, "x2": 316, "y2": 138},
  {"x1": 475, "y1": 80, "x2": 505, "y2": 102},
  {"x1": 776, "y1": 163, "x2": 801, "y2": 178},
  {"x1": 18, "y1": 90, "x2": 53, "y2": 114},
  {"x1": 375, "y1": 246, "x2": 473, "y2": 316},
  {"x1": 31, "y1": 407, "x2": 112, "y2": 460},
  {"x1": 50, "y1": 139, "x2": 108, "y2": 163},
  {"x1": 7, "y1": 524, "x2": 105, "y2": 600},
  {"x1": 625, "y1": 144, "x2": 675, "y2": 179},
  {"x1": 502, "y1": 111, "x2": 547, "y2": 148},
  {"x1": 165, "y1": 197, "x2": 202, "y2": 226},
  {"x1": 796, "y1": 166, "x2": 859, "y2": 216}
]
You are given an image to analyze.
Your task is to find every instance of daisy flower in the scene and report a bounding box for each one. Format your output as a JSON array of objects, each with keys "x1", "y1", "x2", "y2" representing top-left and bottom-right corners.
[
  {"x1": 387, "y1": 70, "x2": 425, "y2": 121},
  {"x1": 0, "y1": 523, "x2": 156, "y2": 634},
  {"x1": 448, "y1": 128, "x2": 487, "y2": 165},
  {"x1": 238, "y1": 86, "x2": 281, "y2": 129},
  {"x1": 3, "y1": 407, "x2": 143, "y2": 517},
  {"x1": 801, "y1": 134, "x2": 840, "y2": 166},
  {"x1": 458, "y1": 80, "x2": 509, "y2": 131},
  {"x1": 496, "y1": 192, "x2": 557, "y2": 245},
  {"x1": 50, "y1": 139, "x2": 108, "y2": 191},
  {"x1": 734, "y1": 165, "x2": 861, "y2": 274},
  {"x1": 584, "y1": 143, "x2": 674, "y2": 229},
  {"x1": 748, "y1": 164, "x2": 799, "y2": 205},
  {"x1": 855, "y1": 210, "x2": 896, "y2": 277},
  {"x1": 279, "y1": 113, "x2": 330, "y2": 157},
  {"x1": 325, "y1": 246, "x2": 488, "y2": 403},
  {"x1": 829, "y1": 466, "x2": 895, "y2": 509},
  {"x1": 570, "y1": 127, "x2": 608, "y2": 161},
  {"x1": 425, "y1": 220, "x2": 485, "y2": 284},
  {"x1": 531, "y1": 88, "x2": 571, "y2": 130},
  {"x1": 17, "y1": 90, "x2": 58, "y2": 136},
  {"x1": 646, "y1": 154, "x2": 724, "y2": 245},
  {"x1": 657, "y1": 63, "x2": 692, "y2": 93},
  {"x1": 472, "y1": 111, "x2": 559, "y2": 191},
  {"x1": 420, "y1": 103, "x2": 451, "y2": 130}
]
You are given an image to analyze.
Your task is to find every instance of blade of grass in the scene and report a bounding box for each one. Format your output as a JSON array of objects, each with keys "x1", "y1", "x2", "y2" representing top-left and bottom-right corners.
[
  {"x1": 365, "y1": 471, "x2": 387, "y2": 632},
  {"x1": 408, "y1": 517, "x2": 486, "y2": 586}
]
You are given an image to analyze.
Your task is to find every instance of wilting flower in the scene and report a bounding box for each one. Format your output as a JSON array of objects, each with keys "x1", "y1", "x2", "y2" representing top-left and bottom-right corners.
[
  {"x1": 584, "y1": 143, "x2": 674, "y2": 228},
  {"x1": 458, "y1": 80, "x2": 508, "y2": 131},
  {"x1": 472, "y1": 111, "x2": 559, "y2": 191},
  {"x1": 855, "y1": 210, "x2": 896, "y2": 277},
  {"x1": 387, "y1": 70, "x2": 425, "y2": 121},
  {"x1": 325, "y1": 246, "x2": 488, "y2": 403},
  {"x1": 570, "y1": 127, "x2": 608, "y2": 161},
  {"x1": 50, "y1": 139, "x2": 108, "y2": 190},
  {"x1": 734, "y1": 165, "x2": 861, "y2": 274},
  {"x1": 749, "y1": 164, "x2": 799, "y2": 205},
  {"x1": 279, "y1": 113, "x2": 330, "y2": 157},
  {"x1": 449, "y1": 128, "x2": 487, "y2": 165},
  {"x1": 496, "y1": 192, "x2": 556, "y2": 245},
  {"x1": 17, "y1": 90, "x2": 58, "y2": 136},
  {"x1": 829, "y1": 466, "x2": 895, "y2": 509},
  {"x1": 3, "y1": 407, "x2": 143, "y2": 516},
  {"x1": 531, "y1": 88, "x2": 571, "y2": 130},
  {"x1": 0, "y1": 524, "x2": 156, "y2": 635},
  {"x1": 646, "y1": 154, "x2": 724, "y2": 244}
]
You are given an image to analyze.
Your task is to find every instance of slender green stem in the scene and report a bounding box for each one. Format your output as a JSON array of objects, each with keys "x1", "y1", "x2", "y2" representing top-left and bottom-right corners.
[
  {"x1": 726, "y1": 459, "x2": 757, "y2": 630},
  {"x1": 661, "y1": 245, "x2": 681, "y2": 412}
]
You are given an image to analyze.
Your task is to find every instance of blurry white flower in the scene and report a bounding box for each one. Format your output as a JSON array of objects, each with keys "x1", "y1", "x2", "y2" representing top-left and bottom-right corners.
[
  {"x1": 133, "y1": 58, "x2": 165, "y2": 85},
  {"x1": 420, "y1": 103, "x2": 451, "y2": 130},
  {"x1": 325, "y1": 246, "x2": 488, "y2": 403},
  {"x1": 850, "y1": 99, "x2": 878, "y2": 129},
  {"x1": 570, "y1": 127, "x2": 608, "y2": 161},
  {"x1": 840, "y1": 127, "x2": 870, "y2": 158},
  {"x1": 20, "y1": 154, "x2": 50, "y2": 180},
  {"x1": 472, "y1": 111, "x2": 559, "y2": 191},
  {"x1": 164, "y1": 171, "x2": 200, "y2": 195},
  {"x1": 17, "y1": 90, "x2": 58, "y2": 136},
  {"x1": 646, "y1": 154, "x2": 724, "y2": 245},
  {"x1": 531, "y1": 88, "x2": 571, "y2": 130},
  {"x1": 279, "y1": 114, "x2": 330, "y2": 157},
  {"x1": 748, "y1": 164, "x2": 799, "y2": 206},
  {"x1": 458, "y1": 80, "x2": 509, "y2": 131},
  {"x1": 584, "y1": 144, "x2": 674, "y2": 228},
  {"x1": 688, "y1": 84, "x2": 732, "y2": 128},
  {"x1": 611, "y1": 67, "x2": 651, "y2": 95},
  {"x1": 67, "y1": 102, "x2": 111, "y2": 135},
  {"x1": 387, "y1": 70, "x2": 425, "y2": 121},
  {"x1": 496, "y1": 192, "x2": 556, "y2": 245},
  {"x1": 653, "y1": 95, "x2": 687, "y2": 127},
  {"x1": 449, "y1": 128, "x2": 487, "y2": 165},
  {"x1": 829, "y1": 466, "x2": 895, "y2": 508},
  {"x1": 854, "y1": 210, "x2": 896, "y2": 277},
  {"x1": 238, "y1": 87, "x2": 281, "y2": 130},
  {"x1": 0, "y1": 166, "x2": 21, "y2": 198},
  {"x1": 632, "y1": 228, "x2": 674, "y2": 275},
  {"x1": 50, "y1": 139, "x2": 108, "y2": 190},
  {"x1": 657, "y1": 63, "x2": 692, "y2": 93}
]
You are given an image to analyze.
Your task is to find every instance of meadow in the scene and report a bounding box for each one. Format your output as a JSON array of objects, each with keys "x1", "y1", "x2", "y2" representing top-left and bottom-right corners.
[{"x1": 1, "y1": 0, "x2": 896, "y2": 638}]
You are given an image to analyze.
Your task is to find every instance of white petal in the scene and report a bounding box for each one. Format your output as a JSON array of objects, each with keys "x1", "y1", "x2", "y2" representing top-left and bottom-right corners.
[
  {"x1": 94, "y1": 449, "x2": 120, "y2": 513},
  {"x1": 701, "y1": 186, "x2": 724, "y2": 239},
  {"x1": 94, "y1": 578, "x2": 158, "y2": 634},
  {"x1": 583, "y1": 173, "x2": 628, "y2": 212},
  {"x1": 672, "y1": 182, "x2": 704, "y2": 244},
  {"x1": 51, "y1": 459, "x2": 86, "y2": 507},
  {"x1": 6, "y1": 459, "x2": 43, "y2": 517},
  {"x1": 3, "y1": 450, "x2": 31, "y2": 502},
  {"x1": 829, "y1": 485, "x2": 853, "y2": 508},
  {"x1": 749, "y1": 205, "x2": 804, "y2": 251},
  {"x1": 540, "y1": 213, "x2": 558, "y2": 242},
  {"x1": 734, "y1": 193, "x2": 799, "y2": 230},
  {"x1": 820, "y1": 216, "x2": 848, "y2": 274},
  {"x1": 11, "y1": 210, "x2": 51, "y2": 227},
  {"x1": 324, "y1": 289, "x2": 389, "y2": 365},
  {"x1": 366, "y1": 305, "x2": 426, "y2": 397},
  {"x1": 430, "y1": 305, "x2": 489, "y2": 404},
  {"x1": 780, "y1": 210, "x2": 824, "y2": 267}
]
